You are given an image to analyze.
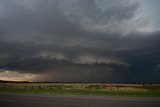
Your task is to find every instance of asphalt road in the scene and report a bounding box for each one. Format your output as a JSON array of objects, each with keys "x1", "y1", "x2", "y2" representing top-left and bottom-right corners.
[{"x1": 0, "y1": 92, "x2": 160, "y2": 107}]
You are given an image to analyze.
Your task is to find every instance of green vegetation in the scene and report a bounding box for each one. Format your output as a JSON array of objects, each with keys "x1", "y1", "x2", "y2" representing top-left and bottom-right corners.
[{"x1": 0, "y1": 83, "x2": 160, "y2": 97}]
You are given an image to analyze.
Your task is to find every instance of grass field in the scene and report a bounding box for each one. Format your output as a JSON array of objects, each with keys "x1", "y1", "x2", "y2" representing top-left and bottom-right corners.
[{"x1": 0, "y1": 83, "x2": 160, "y2": 97}]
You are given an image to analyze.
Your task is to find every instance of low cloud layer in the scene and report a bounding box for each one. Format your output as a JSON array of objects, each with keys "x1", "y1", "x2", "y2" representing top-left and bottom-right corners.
[{"x1": 0, "y1": 0, "x2": 160, "y2": 83}]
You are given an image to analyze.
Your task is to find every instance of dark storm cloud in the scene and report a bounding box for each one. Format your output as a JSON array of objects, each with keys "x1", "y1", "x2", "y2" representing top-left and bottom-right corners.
[{"x1": 0, "y1": 0, "x2": 159, "y2": 83}]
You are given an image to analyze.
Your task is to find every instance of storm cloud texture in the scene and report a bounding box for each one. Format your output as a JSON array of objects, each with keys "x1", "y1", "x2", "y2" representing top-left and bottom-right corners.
[{"x1": 0, "y1": 0, "x2": 160, "y2": 83}]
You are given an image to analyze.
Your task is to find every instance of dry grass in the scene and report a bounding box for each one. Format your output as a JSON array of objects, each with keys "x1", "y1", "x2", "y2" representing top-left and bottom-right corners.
[
  {"x1": 0, "y1": 83, "x2": 160, "y2": 91},
  {"x1": 0, "y1": 83, "x2": 160, "y2": 97}
]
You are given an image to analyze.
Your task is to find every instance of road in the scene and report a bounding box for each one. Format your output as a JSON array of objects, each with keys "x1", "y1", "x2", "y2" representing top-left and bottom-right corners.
[{"x1": 0, "y1": 92, "x2": 160, "y2": 107}]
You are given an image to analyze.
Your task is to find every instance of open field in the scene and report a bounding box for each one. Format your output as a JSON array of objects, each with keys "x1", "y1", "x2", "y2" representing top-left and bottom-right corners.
[{"x1": 0, "y1": 83, "x2": 160, "y2": 97}]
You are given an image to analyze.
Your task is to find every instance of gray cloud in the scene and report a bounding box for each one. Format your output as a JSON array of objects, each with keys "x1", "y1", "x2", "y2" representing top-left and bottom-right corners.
[
  {"x1": 0, "y1": 0, "x2": 159, "y2": 83},
  {"x1": 60, "y1": 0, "x2": 139, "y2": 24}
]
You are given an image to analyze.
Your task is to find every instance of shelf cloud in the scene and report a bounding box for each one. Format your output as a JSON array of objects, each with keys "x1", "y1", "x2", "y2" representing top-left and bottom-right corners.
[{"x1": 0, "y1": 0, "x2": 160, "y2": 83}]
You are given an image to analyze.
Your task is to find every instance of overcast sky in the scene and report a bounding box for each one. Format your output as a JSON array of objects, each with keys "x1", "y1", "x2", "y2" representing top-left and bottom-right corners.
[{"x1": 0, "y1": 0, "x2": 160, "y2": 83}]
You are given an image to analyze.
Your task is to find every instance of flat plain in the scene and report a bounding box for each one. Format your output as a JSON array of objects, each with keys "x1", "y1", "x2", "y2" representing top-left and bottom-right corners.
[{"x1": 0, "y1": 82, "x2": 160, "y2": 97}]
